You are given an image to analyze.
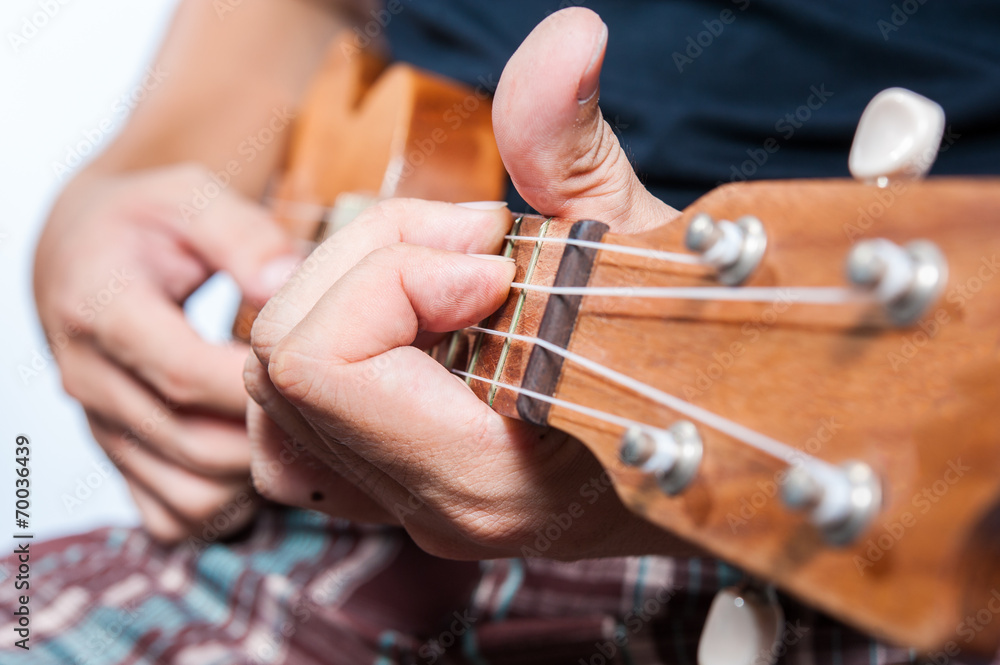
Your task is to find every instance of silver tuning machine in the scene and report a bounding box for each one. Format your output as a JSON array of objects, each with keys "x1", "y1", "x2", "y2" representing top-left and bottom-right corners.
[
  {"x1": 619, "y1": 421, "x2": 703, "y2": 496},
  {"x1": 782, "y1": 461, "x2": 882, "y2": 546},
  {"x1": 685, "y1": 213, "x2": 767, "y2": 285},
  {"x1": 846, "y1": 238, "x2": 948, "y2": 326}
]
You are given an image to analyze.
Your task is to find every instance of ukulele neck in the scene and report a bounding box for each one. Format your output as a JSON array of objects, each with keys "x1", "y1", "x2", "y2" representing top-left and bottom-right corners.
[{"x1": 457, "y1": 214, "x2": 607, "y2": 423}]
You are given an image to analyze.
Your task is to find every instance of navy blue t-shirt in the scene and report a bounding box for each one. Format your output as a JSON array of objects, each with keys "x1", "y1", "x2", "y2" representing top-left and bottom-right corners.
[{"x1": 385, "y1": 0, "x2": 1000, "y2": 209}]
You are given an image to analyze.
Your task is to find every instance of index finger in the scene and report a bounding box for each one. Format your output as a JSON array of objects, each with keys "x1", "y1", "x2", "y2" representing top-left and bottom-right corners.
[
  {"x1": 251, "y1": 198, "x2": 512, "y2": 365},
  {"x1": 92, "y1": 283, "x2": 251, "y2": 416}
]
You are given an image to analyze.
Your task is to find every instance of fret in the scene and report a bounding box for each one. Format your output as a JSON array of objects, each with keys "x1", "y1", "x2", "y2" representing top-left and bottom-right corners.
[
  {"x1": 463, "y1": 216, "x2": 526, "y2": 385},
  {"x1": 463, "y1": 215, "x2": 577, "y2": 418},
  {"x1": 487, "y1": 217, "x2": 550, "y2": 405}
]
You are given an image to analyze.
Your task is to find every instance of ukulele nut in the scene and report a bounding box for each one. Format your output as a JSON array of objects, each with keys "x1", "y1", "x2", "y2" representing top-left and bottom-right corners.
[
  {"x1": 685, "y1": 213, "x2": 768, "y2": 285},
  {"x1": 846, "y1": 238, "x2": 948, "y2": 326},
  {"x1": 619, "y1": 421, "x2": 703, "y2": 496}
]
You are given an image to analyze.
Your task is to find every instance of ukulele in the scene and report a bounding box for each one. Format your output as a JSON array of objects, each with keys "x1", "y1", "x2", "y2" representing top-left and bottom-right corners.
[{"x1": 242, "y1": 36, "x2": 1000, "y2": 657}]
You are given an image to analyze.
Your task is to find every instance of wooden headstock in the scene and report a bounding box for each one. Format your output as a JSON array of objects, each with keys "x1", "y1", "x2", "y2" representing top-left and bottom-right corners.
[{"x1": 466, "y1": 177, "x2": 1000, "y2": 654}]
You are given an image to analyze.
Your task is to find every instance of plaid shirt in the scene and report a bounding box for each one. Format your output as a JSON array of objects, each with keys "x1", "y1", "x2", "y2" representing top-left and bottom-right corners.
[{"x1": 0, "y1": 505, "x2": 982, "y2": 664}]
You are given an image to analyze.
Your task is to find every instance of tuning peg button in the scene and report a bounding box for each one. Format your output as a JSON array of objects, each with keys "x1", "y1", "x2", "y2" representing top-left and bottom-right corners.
[
  {"x1": 849, "y1": 87, "x2": 945, "y2": 185},
  {"x1": 698, "y1": 585, "x2": 785, "y2": 665}
]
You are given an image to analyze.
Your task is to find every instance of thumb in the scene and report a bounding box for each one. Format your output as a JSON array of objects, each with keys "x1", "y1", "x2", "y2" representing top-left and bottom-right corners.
[
  {"x1": 168, "y1": 168, "x2": 303, "y2": 304},
  {"x1": 493, "y1": 7, "x2": 679, "y2": 234}
]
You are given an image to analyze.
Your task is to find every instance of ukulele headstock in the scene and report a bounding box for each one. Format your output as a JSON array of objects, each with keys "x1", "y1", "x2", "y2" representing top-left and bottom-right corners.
[
  {"x1": 435, "y1": 85, "x2": 998, "y2": 653},
  {"x1": 553, "y1": 175, "x2": 1000, "y2": 654}
]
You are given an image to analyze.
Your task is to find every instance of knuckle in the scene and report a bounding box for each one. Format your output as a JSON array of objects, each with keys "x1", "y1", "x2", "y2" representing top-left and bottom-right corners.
[
  {"x1": 92, "y1": 315, "x2": 133, "y2": 361},
  {"x1": 61, "y1": 376, "x2": 83, "y2": 403},
  {"x1": 165, "y1": 483, "x2": 249, "y2": 530},
  {"x1": 60, "y1": 367, "x2": 83, "y2": 402},
  {"x1": 242, "y1": 355, "x2": 269, "y2": 404},
  {"x1": 267, "y1": 341, "x2": 316, "y2": 404},
  {"x1": 159, "y1": 426, "x2": 249, "y2": 477},
  {"x1": 60, "y1": 358, "x2": 97, "y2": 406},
  {"x1": 174, "y1": 442, "x2": 228, "y2": 476},
  {"x1": 141, "y1": 516, "x2": 186, "y2": 544},
  {"x1": 155, "y1": 361, "x2": 199, "y2": 407},
  {"x1": 54, "y1": 301, "x2": 93, "y2": 337},
  {"x1": 249, "y1": 457, "x2": 292, "y2": 504},
  {"x1": 248, "y1": 305, "x2": 286, "y2": 362},
  {"x1": 356, "y1": 197, "x2": 415, "y2": 232},
  {"x1": 363, "y1": 242, "x2": 409, "y2": 272},
  {"x1": 176, "y1": 499, "x2": 223, "y2": 526}
]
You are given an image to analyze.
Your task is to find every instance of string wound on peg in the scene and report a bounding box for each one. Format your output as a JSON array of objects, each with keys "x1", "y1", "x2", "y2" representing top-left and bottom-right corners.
[
  {"x1": 781, "y1": 460, "x2": 882, "y2": 546},
  {"x1": 619, "y1": 421, "x2": 703, "y2": 495},
  {"x1": 685, "y1": 213, "x2": 767, "y2": 285},
  {"x1": 846, "y1": 238, "x2": 948, "y2": 326}
]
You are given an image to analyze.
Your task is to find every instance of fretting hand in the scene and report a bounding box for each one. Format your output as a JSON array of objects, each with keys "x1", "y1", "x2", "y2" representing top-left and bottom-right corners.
[{"x1": 245, "y1": 8, "x2": 701, "y2": 559}]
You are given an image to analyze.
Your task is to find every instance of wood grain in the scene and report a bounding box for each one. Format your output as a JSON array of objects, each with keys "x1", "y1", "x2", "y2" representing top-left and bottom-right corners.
[{"x1": 480, "y1": 178, "x2": 1000, "y2": 654}]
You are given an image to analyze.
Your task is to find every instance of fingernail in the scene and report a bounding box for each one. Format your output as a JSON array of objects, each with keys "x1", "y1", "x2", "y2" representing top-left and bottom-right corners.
[
  {"x1": 256, "y1": 255, "x2": 302, "y2": 297},
  {"x1": 457, "y1": 201, "x2": 509, "y2": 210},
  {"x1": 468, "y1": 253, "x2": 516, "y2": 262},
  {"x1": 577, "y1": 21, "x2": 608, "y2": 103}
]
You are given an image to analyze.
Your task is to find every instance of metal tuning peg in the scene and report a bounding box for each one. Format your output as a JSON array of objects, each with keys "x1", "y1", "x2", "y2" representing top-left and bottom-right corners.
[
  {"x1": 846, "y1": 237, "x2": 948, "y2": 326},
  {"x1": 698, "y1": 582, "x2": 785, "y2": 665},
  {"x1": 619, "y1": 421, "x2": 703, "y2": 495},
  {"x1": 849, "y1": 87, "x2": 945, "y2": 186},
  {"x1": 781, "y1": 461, "x2": 881, "y2": 546},
  {"x1": 685, "y1": 213, "x2": 767, "y2": 285}
]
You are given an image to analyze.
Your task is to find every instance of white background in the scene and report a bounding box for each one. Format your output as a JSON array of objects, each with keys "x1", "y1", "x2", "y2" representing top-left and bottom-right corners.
[{"x1": 0, "y1": 0, "x2": 245, "y2": 551}]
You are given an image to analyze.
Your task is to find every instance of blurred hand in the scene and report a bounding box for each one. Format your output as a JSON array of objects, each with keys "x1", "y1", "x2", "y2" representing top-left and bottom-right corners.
[
  {"x1": 244, "y1": 7, "x2": 700, "y2": 559},
  {"x1": 35, "y1": 164, "x2": 300, "y2": 542}
]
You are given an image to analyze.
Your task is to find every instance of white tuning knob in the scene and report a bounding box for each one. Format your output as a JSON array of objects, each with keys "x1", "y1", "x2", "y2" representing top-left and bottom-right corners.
[
  {"x1": 698, "y1": 585, "x2": 785, "y2": 665},
  {"x1": 848, "y1": 87, "x2": 945, "y2": 185}
]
